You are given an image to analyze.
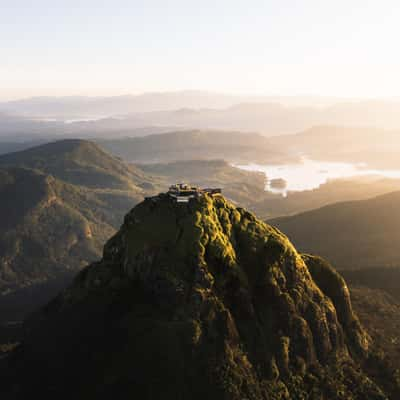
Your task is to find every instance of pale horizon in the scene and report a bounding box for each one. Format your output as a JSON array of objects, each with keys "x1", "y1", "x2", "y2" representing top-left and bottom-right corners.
[
  {"x1": 2, "y1": 0, "x2": 400, "y2": 101},
  {"x1": 0, "y1": 90, "x2": 385, "y2": 104}
]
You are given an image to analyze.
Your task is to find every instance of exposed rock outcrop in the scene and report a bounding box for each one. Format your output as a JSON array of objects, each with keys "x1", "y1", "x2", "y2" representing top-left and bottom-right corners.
[{"x1": 1, "y1": 194, "x2": 390, "y2": 399}]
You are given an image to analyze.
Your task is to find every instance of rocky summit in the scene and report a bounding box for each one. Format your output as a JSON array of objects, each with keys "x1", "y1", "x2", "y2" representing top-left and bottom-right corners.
[{"x1": 1, "y1": 193, "x2": 394, "y2": 399}]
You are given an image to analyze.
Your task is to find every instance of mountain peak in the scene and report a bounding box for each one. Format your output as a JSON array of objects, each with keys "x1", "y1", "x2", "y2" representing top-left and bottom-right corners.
[
  {"x1": 2, "y1": 192, "x2": 384, "y2": 399},
  {"x1": 0, "y1": 138, "x2": 153, "y2": 191}
]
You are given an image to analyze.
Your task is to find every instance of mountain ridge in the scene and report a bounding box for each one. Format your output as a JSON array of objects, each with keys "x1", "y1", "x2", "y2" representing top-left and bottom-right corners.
[
  {"x1": 0, "y1": 138, "x2": 154, "y2": 191},
  {"x1": 0, "y1": 140, "x2": 160, "y2": 324},
  {"x1": 97, "y1": 130, "x2": 292, "y2": 164},
  {"x1": 0, "y1": 167, "x2": 111, "y2": 294},
  {"x1": 270, "y1": 190, "x2": 400, "y2": 268}
]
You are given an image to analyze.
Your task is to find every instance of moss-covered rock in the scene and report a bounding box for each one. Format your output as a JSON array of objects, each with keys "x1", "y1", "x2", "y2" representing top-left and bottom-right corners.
[{"x1": 1, "y1": 194, "x2": 393, "y2": 399}]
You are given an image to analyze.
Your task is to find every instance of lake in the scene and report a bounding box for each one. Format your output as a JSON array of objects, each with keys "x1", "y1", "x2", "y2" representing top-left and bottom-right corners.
[{"x1": 236, "y1": 158, "x2": 400, "y2": 196}]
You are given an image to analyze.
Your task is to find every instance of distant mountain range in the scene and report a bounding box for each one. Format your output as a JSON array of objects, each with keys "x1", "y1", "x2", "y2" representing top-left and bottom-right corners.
[
  {"x1": 119, "y1": 100, "x2": 400, "y2": 136},
  {"x1": 270, "y1": 125, "x2": 400, "y2": 169},
  {"x1": 2, "y1": 134, "x2": 400, "y2": 219},
  {"x1": 0, "y1": 92, "x2": 350, "y2": 119},
  {"x1": 0, "y1": 111, "x2": 180, "y2": 142},
  {"x1": 97, "y1": 130, "x2": 294, "y2": 164},
  {"x1": 4, "y1": 93, "x2": 400, "y2": 139},
  {"x1": 271, "y1": 191, "x2": 400, "y2": 268}
]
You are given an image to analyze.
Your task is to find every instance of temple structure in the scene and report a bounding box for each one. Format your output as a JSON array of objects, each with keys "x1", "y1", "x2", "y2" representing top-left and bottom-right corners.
[{"x1": 167, "y1": 183, "x2": 222, "y2": 203}]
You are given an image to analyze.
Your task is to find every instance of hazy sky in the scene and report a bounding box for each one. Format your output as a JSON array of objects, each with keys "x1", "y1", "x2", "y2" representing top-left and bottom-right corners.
[{"x1": 1, "y1": 0, "x2": 400, "y2": 100}]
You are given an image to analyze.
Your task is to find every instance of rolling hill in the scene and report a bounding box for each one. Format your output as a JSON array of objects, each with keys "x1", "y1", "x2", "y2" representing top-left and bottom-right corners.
[
  {"x1": 252, "y1": 175, "x2": 400, "y2": 219},
  {"x1": 0, "y1": 139, "x2": 155, "y2": 191},
  {"x1": 270, "y1": 191, "x2": 400, "y2": 268},
  {"x1": 97, "y1": 129, "x2": 294, "y2": 164},
  {"x1": 0, "y1": 140, "x2": 161, "y2": 325},
  {"x1": 0, "y1": 168, "x2": 112, "y2": 294}
]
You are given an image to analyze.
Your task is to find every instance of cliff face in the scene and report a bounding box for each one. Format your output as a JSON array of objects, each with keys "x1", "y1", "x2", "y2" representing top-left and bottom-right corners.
[{"x1": 2, "y1": 194, "x2": 389, "y2": 399}]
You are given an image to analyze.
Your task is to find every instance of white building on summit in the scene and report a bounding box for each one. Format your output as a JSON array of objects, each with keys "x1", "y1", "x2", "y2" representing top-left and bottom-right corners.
[{"x1": 167, "y1": 183, "x2": 222, "y2": 203}]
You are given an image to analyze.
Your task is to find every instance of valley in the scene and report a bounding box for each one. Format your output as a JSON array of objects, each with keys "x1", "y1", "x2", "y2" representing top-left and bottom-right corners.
[{"x1": 4, "y1": 3, "x2": 400, "y2": 397}]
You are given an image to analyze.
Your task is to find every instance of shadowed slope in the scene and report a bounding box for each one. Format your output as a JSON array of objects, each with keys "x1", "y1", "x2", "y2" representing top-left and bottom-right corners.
[
  {"x1": 270, "y1": 191, "x2": 400, "y2": 269},
  {"x1": 0, "y1": 168, "x2": 113, "y2": 294},
  {"x1": 1, "y1": 194, "x2": 392, "y2": 399}
]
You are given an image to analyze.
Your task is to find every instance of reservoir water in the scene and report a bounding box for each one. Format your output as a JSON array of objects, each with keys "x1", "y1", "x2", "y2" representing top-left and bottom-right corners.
[{"x1": 236, "y1": 158, "x2": 400, "y2": 196}]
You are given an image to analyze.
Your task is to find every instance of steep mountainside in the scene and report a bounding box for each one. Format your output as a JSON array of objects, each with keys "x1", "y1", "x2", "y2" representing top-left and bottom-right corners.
[
  {"x1": 2, "y1": 193, "x2": 397, "y2": 399},
  {"x1": 301, "y1": 259, "x2": 400, "y2": 381},
  {"x1": 341, "y1": 267, "x2": 400, "y2": 301},
  {"x1": 347, "y1": 285, "x2": 400, "y2": 371},
  {"x1": 0, "y1": 141, "x2": 161, "y2": 325},
  {"x1": 304, "y1": 257, "x2": 400, "y2": 393},
  {"x1": 0, "y1": 140, "x2": 161, "y2": 292},
  {"x1": 270, "y1": 191, "x2": 400, "y2": 269},
  {"x1": 0, "y1": 139, "x2": 154, "y2": 191},
  {"x1": 0, "y1": 168, "x2": 113, "y2": 295},
  {"x1": 340, "y1": 267, "x2": 400, "y2": 371}
]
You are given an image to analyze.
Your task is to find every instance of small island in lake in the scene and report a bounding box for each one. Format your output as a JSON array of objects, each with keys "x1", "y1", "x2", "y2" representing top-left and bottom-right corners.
[{"x1": 269, "y1": 177, "x2": 287, "y2": 189}]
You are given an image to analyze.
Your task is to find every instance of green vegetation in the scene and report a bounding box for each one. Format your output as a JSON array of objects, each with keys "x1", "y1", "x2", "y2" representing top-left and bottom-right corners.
[
  {"x1": 338, "y1": 267, "x2": 400, "y2": 372},
  {"x1": 2, "y1": 194, "x2": 397, "y2": 399},
  {"x1": 342, "y1": 267, "x2": 400, "y2": 300},
  {"x1": 0, "y1": 167, "x2": 112, "y2": 294},
  {"x1": 0, "y1": 140, "x2": 162, "y2": 327}
]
